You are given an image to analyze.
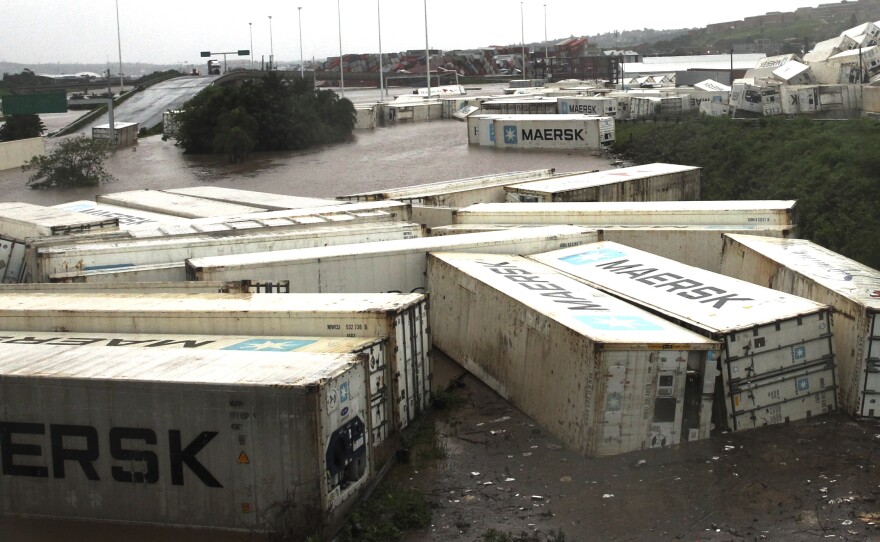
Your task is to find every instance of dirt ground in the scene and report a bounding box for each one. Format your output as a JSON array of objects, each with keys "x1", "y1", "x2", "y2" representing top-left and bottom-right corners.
[{"x1": 395, "y1": 354, "x2": 880, "y2": 542}]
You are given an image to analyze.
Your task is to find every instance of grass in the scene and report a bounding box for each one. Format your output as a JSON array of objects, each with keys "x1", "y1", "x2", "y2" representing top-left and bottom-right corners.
[
  {"x1": 335, "y1": 484, "x2": 431, "y2": 542},
  {"x1": 479, "y1": 528, "x2": 568, "y2": 541}
]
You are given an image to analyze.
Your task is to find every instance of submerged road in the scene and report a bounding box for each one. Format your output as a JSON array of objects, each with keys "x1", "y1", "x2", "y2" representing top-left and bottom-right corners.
[{"x1": 76, "y1": 75, "x2": 221, "y2": 134}]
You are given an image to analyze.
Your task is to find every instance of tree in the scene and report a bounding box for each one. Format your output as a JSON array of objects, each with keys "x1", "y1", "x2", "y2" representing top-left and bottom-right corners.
[
  {"x1": 212, "y1": 107, "x2": 258, "y2": 163},
  {"x1": 0, "y1": 114, "x2": 45, "y2": 141},
  {"x1": 23, "y1": 136, "x2": 115, "y2": 189}
]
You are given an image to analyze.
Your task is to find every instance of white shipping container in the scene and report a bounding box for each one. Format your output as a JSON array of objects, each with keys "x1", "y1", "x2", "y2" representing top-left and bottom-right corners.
[
  {"x1": 427, "y1": 252, "x2": 719, "y2": 456},
  {"x1": 481, "y1": 97, "x2": 558, "y2": 115},
  {"x1": 49, "y1": 262, "x2": 187, "y2": 283},
  {"x1": 163, "y1": 187, "x2": 339, "y2": 212},
  {"x1": 454, "y1": 200, "x2": 798, "y2": 227},
  {"x1": 0, "y1": 237, "x2": 26, "y2": 283},
  {"x1": 720, "y1": 234, "x2": 880, "y2": 417},
  {"x1": 780, "y1": 86, "x2": 820, "y2": 115},
  {"x1": 0, "y1": 292, "x2": 430, "y2": 431},
  {"x1": 92, "y1": 121, "x2": 138, "y2": 147},
  {"x1": 339, "y1": 169, "x2": 556, "y2": 206},
  {"x1": 699, "y1": 101, "x2": 731, "y2": 117},
  {"x1": 0, "y1": 280, "x2": 289, "y2": 294},
  {"x1": 30, "y1": 222, "x2": 424, "y2": 282},
  {"x1": 354, "y1": 104, "x2": 376, "y2": 130},
  {"x1": 186, "y1": 225, "x2": 601, "y2": 293},
  {"x1": 556, "y1": 96, "x2": 617, "y2": 116},
  {"x1": 599, "y1": 224, "x2": 795, "y2": 273},
  {"x1": 0, "y1": 331, "x2": 393, "y2": 456},
  {"x1": 465, "y1": 114, "x2": 513, "y2": 146},
  {"x1": 687, "y1": 91, "x2": 730, "y2": 110},
  {"x1": 530, "y1": 241, "x2": 837, "y2": 432},
  {"x1": 53, "y1": 200, "x2": 187, "y2": 228},
  {"x1": 492, "y1": 114, "x2": 615, "y2": 150},
  {"x1": 0, "y1": 344, "x2": 371, "y2": 536},
  {"x1": 504, "y1": 163, "x2": 701, "y2": 203},
  {"x1": 0, "y1": 202, "x2": 118, "y2": 240},
  {"x1": 427, "y1": 224, "x2": 536, "y2": 236},
  {"x1": 97, "y1": 190, "x2": 267, "y2": 218},
  {"x1": 440, "y1": 96, "x2": 491, "y2": 118},
  {"x1": 629, "y1": 97, "x2": 661, "y2": 118}
]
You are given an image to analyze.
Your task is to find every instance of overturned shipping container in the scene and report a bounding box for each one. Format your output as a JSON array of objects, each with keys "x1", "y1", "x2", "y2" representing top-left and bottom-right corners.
[
  {"x1": 186, "y1": 225, "x2": 600, "y2": 293},
  {"x1": 531, "y1": 241, "x2": 837, "y2": 431},
  {"x1": 0, "y1": 292, "x2": 430, "y2": 431},
  {"x1": 491, "y1": 114, "x2": 615, "y2": 150},
  {"x1": 0, "y1": 344, "x2": 371, "y2": 536},
  {"x1": 720, "y1": 234, "x2": 880, "y2": 418},
  {"x1": 97, "y1": 190, "x2": 268, "y2": 218},
  {"x1": 427, "y1": 252, "x2": 719, "y2": 456},
  {"x1": 504, "y1": 163, "x2": 701, "y2": 203}
]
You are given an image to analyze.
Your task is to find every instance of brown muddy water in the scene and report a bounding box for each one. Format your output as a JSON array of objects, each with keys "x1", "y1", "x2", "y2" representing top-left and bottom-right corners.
[{"x1": 0, "y1": 108, "x2": 615, "y2": 541}]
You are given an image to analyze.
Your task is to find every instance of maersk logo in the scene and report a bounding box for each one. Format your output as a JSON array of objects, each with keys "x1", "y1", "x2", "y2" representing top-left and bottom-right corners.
[
  {"x1": 791, "y1": 345, "x2": 806, "y2": 360},
  {"x1": 575, "y1": 315, "x2": 663, "y2": 331},
  {"x1": 222, "y1": 339, "x2": 316, "y2": 352},
  {"x1": 502, "y1": 125, "x2": 518, "y2": 144},
  {"x1": 795, "y1": 376, "x2": 810, "y2": 392},
  {"x1": 489, "y1": 123, "x2": 496, "y2": 142},
  {"x1": 560, "y1": 249, "x2": 627, "y2": 266}
]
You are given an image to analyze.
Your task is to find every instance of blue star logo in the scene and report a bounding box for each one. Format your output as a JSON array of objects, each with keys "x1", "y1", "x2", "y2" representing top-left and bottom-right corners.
[
  {"x1": 489, "y1": 123, "x2": 496, "y2": 142},
  {"x1": 575, "y1": 315, "x2": 664, "y2": 331},
  {"x1": 791, "y1": 345, "x2": 806, "y2": 360},
  {"x1": 560, "y1": 248, "x2": 627, "y2": 266},
  {"x1": 796, "y1": 377, "x2": 810, "y2": 392},
  {"x1": 503, "y1": 125, "x2": 518, "y2": 144},
  {"x1": 222, "y1": 339, "x2": 317, "y2": 352}
]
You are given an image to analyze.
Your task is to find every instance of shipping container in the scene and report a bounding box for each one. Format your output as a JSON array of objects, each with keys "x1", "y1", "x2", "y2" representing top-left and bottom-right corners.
[
  {"x1": 687, "y1": 91, "x2": 730, "y2": 110},
  {"x1": 379, "y1": 101, "x2": 442, "y2": 124},
  {"x1": 556, "y1": 96, "x2": 616, "y2": 116},
  {"x1": 411, "y1": 205, "x2": 455, "y2": 229},
  {"x1": 92, "y1": 121, "x2": 138, "y2": 147},
  {"x1": 780, "y1": 85, "x2": 820, "y2": 115},
  {"x1": 504, "y1": 163, "x2": 701, "y2": 203},
  {"x1": 28, "y1": 222, "x2": 423, "y2": 282},
  {"x1": 49, "y1": 262, "x2": 187, "y2": 283},
  {"x1": 53, "y1": 200, "x2": 186, "y2": 228},
  {"x1": 0, "y1": 237, "x2": 27, "y2": 283},
  {"x1": 427, "y1": 224, "x2": 534, "y2": 236},
  {"x1": 530, "y1": 241, "x2": 837, "y2": 432},
  {"x1": 480, "y1": 97, "x2": 559, "y2": 115},
  {"x1": 465, "y1": 114, "x2": 515, "y2": 146},
  {"x1": 338, "y1": 169, "x2": 555, "y2": 206},
  {"x1": 163, "y1": 187, "x2": 340, "y2": 212},
  {"x1": 492, "y1": 114, "x2": 615, "y2": 150},
  {"x1": 0, "y1": 202, "x2": 118, "y2": 240},
  {"x1": 629, "y1": 97, "x2": 661, "y2": 118},
  {"x1": 599, "y1": 224, "x2": 795, "y2": 273},
  {"x1": 97, "y1": 190, "x2": 267, "y2": 219},
  {"x1": 0, "y1": 292, "x2": 430, "y2": 431},
  {"x1": 0, "y1": 280, "x2": 289, "y2": 294},
  {"x1": 699, "y1": 101, "x2": 731, "y2": 117},
  {"x1": 426, "y1": 252, "x2": 719, "y2": 456},
  {"x1": 0, "y1": 331, "x2": 392, "y2": 456},
  {"x1": 0, "y1": 344, "x2": 371, "y2": 536},
  {"x1": 440, "y1": 96, "x2": 491, "y2": 118},
  {"x1": 186, "y1": 225, "x2": 600, "y2": 293},
  {"x1": 720, "y1": 234, "x2": 880, "y2": 418},
  {"x1": 354, "y1": 104, "x2": 376, "y2": 130},
  {"x1": 454, "y1": 200, "x2": 798, "y2": 227}
]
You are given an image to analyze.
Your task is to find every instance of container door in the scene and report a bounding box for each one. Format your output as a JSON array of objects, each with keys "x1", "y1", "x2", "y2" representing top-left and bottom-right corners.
[
  {"x1": 650, "y1": 351, "x2": 686, "y2": 448},
  {"x1": 862, "y1": 311, "x2": 880, "y2": 417},
  {"x1": 0, "y1": 238, "x2": 14, "y2": 283},
  {"x1": 393, "y1": 314, "x2": 413, "y2": 428},
  {"x1": 364, "y1": 341, "x2": 391, "y2": 445},
  {"x1": 3, "y1": 240, "x2": 26, "y2": 283},
  {"x1": 398, "y1": 302, "x2": 430, "y2": 426}
]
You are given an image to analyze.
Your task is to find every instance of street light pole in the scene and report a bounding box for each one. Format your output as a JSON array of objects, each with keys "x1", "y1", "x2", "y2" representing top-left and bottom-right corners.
[
  {"x1": 115, "y1": 0, "x2": 123, "y2": 94},
  {"x1": 520, "y1": 1, "x2": 526, "y2": 80},
  {"x1": 298, "y1": 7, "x2": 304, "y2": 78},
  {"x1": 249, "y1": 22, "x2": 254, "y2": 69},
  {"x1": 424, "y1": 0, "x2": 430, "y2": 98},
  {"x1": 338, "y1": 0, "x2": 345, "y2": 97},
  {"x1": 378, "y1": 0, "x2": 385, "y2": 101},
  {"x1": 268, "y1": 15, "x2": 274, "y2": 70},
  {"x1": 544, "y1": 3, "x2": 548, "y2": 79}
]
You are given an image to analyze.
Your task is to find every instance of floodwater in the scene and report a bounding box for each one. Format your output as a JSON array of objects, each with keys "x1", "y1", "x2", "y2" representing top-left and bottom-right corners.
[{"x1": 0, "y1": 92, "x2": 616, "y2": 541}]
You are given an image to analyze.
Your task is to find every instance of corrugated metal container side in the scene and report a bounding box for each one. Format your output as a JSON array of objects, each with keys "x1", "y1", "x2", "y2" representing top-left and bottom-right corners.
[
  {"x1": 162, "y1": 187, "x2": 340, "y2": 212},
  {"x1": 599, "y1": 224, "x2": 795, "y2": 273},
  {"x1": 30, "y1": 222, "x2": 424, "y2": 281},
  {"x1": 0, "y1": 331, "x2": 394, "y2": 462},
  {"x1": 427, "y1": 224, "x2": 537, "y2": 236},
  {"x1": 0, "y1": 292, "x2": 430, "y2": 431},
  {"x1": 53, "y1": 200, "x2": 187, "y2": 228},
  {"x1": 720, "y1": 234, "x2": 880, "y2": 417},
  {"x1": 411, "y1": 206, "x2": 455, "y2": 229},
  {"x1": 338, "y1": 169, "x2": 556, "y2": 204},
  {"x1": 0, "y1": 202, "x2": 119, "y2": 240},
  {"x1": 354, "y1": 105, "x2": 376, "y2": 130},
  {"x1": 556, "y1": 96, "x2": 617, "y2": 116},
  {"x1": 492, "y1": 115, "x2": 615, "y2": 150},
  {"x1": 503, "y1": 163, "x2": 701, "y2": 203},
  {"x1": 426, "y1": 252, "x2": 719, "y2": 456},
  {"x1": 96, "y1": 190, "x2": 267, "y2": 219},
  {"x1": 186, "y1": 225, "x2": 600, "y2": 293},
  {"x1": 0, "y1": 345, "x2": 370, "y2": 536},
  {"x1": 120, "y1": 201, "x2": 412, "y2": 239},
  {"x1": 48, "y1": 262, "x2": 187, "y2": 284},
  {"x1": 530, "y1": 241, "x2": 837, "y2": 432},
  {"x1": 0, "y1": 237, "x2": 27, "y2": 283},
  {"x1": 0, "y1": 280, "x2": 290, "y2": 294},
  {"x1": 453, "y1": 200, "x2": 798, "y2": 227}
]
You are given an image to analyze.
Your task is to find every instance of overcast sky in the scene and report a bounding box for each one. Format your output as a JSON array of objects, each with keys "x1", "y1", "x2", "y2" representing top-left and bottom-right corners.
[{"x1": 2, "y1": 0, "x2": 825, "y2": 66}]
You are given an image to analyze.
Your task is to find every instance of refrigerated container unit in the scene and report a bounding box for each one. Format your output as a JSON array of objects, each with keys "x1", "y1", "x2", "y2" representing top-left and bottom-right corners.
[
  {"x1": 0, "y1": 344, "x2": 371, "y2": 536},
  {"x1": 441, "y1": 96, "x2": 491, "y2": 119},
  {"x1": 629, "y1": 97, "x2": 661, "y2": 118},
  {"x1": 0, "y1": 292, "x2": 430, "y2": 432},
  {"x1": 504, "y1": 163, "x2": 701, "y2": 203},
  {"x1": 53, "y1": 200, "x2": 187, "y2": 228},
  {"x1": 0, "y1": 331, "x2": 393, "y2": 460},
  {"x1": 427, "y1": 224, "x2": 536, "y2": 236},
  {"x1": 97, "y1": 190, "x2": 268, "y2": 219},
  {"x1": 491, "y1": 114, "x2": 615, "y2": 150},
  {"x1": 380, "y1": 101, "x2": 442, "y2": 124},
  {"x1": 0, "y1": 280, "x2": 290, "y2": 294},
  {"x1": 0, "y1": 202, "x2": 119, "y2": 283},
  {"x1": 480, "y1": 98, "x2": 559, "y2": 115},
  {"x1": 28, "y1": 222, "x2": 424, "y2": 282},
  {"x1": 720, "y1": 234, "x2": 880, "y2": 418},
  {"x1": 162, "y1": 187, "x2": 341, "y2": 212},
  {"x1": 599, "y1": 224, "x2": 795, "y2": 273},
  {"x1": 427, "y1": 252, "x2": 719, "y2": 456},
  {"x1": 185, "y1": 225, "x2": 601, "y2": 293},
  {"x1": 454, "y1": 200, "x2": 798, "y2": 227},
  {"x1": 49, "y1": 262, "x2": 188, "y2": 283},
  {"x1": 687, "y1": 91, "x2": 730, "y2": 110},
  {"x1": 338, "y1": 169, "x2": 556, "y2": 206},
  {"x1": 92, "y1": 121, "x2": 138, "y2": 147},
  {"x1": 556, "y1": 96, "x2": 617, "y2": 117},
  {"x1": 530, "y1": 241, "x2": 837, "y2": 432},
  {"x1": 354, "y1": 104, "x2": 376, "y2": 130},
  {"x1": 780, "y1": 86, "x2": 820, "y2": 115}
]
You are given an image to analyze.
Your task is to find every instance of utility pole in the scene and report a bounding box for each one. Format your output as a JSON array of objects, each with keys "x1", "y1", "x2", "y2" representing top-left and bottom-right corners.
[
  {"x1": 298, "y1": 7, "x2": 304, "y2": 78},
  {"x1": 378, "y1": 0, "x2": 385, "y2": 100},
  {"x1": 249, "y1": 22, "x2": 254, "y2": 69},
  {"x1": 115, "y1": 0, "x2": 124, "y2": 94},
  {"x1": 268, "y1": 15, "x2": 274, "y2": 70},
  {"x1": 424, "y1": 0, "x2": 430, "y2": 97},
  {"x1": 338, "y1": 0, "x2": 345, "y2": 97},
  {"x1": 520, "y1": 2, "x2": 527, "y2": 79},
  {"x1": 544, "y1": 4, "x2": 548, "y2": 79}
]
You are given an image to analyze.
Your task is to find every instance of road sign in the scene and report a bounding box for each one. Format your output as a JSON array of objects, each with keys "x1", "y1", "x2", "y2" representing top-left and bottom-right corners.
[
  {"x1": 1, "y1": 93, "x2": 68, "y2": 115},
  {"x1": 238, "y1": 50, "x2": 250, "y2": 56},
  {"x1": 200, "y1": 51, "x2": 211, "y2": 57}
]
